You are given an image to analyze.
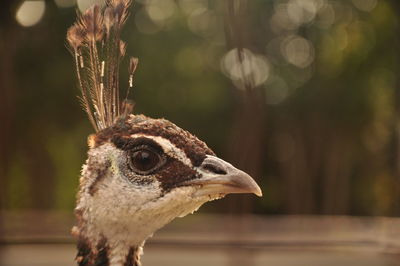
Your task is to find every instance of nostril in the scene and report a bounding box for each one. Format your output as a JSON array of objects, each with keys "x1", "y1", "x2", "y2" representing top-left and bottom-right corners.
[{"x1": 202, "y1": 163, "x2": 227, "y2": 175}]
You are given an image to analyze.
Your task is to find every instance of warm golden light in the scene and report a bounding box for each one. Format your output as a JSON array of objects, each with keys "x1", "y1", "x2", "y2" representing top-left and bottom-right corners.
[
  {"x1": 145, "y1": 0, "x2": 176, "y2": 23},
  {"x1": 265, "y1": 76, "x2": 290, "y2": 105},
  {"x1": 77, "y1": 0, "x2": 103, "y2": 12},
  {"x1": 135, "y1": 8, "x2": 162, "y2": 34},
  {"x1": 281, "y1": 35, "x2": 315, "y2": 68},
  {"x1": 351, "y1": 0, "x2": 377, "y2": 12},
  {"x1": 221, "y1": 48, "x2": 270, "y2": 89},
  {"x1": 16, "y1": 0, "x2": 46, "y2": 27}
]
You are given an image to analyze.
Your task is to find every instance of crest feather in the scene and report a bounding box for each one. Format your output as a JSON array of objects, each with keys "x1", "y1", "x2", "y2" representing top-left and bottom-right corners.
[{"x1": 67, "y1": 0, "x2": 136, "y2": 132}]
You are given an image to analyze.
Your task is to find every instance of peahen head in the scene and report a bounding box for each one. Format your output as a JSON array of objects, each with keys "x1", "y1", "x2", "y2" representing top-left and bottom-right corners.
[
  {"x1": 73, "y1": 114, "x2": 261, "y2": 265},
  {"x1": 67, "y1": 1, "x2": 262, "y2": 265}
]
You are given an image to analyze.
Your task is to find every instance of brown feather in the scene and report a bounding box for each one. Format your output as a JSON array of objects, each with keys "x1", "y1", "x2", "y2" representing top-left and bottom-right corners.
[{"x1": 67, "y1": 0, "x2": 134, "y2": 132}]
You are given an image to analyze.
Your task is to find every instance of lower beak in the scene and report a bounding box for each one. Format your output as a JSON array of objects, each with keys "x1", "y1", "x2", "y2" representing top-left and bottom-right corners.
[{"x1": 183, "y1": 155, "x2": 262, "y2": 197}]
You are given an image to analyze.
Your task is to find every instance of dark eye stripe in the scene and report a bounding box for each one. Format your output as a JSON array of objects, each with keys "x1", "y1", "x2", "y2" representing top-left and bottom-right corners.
[
  {"x1": 111, "y1": 136, "x2": 163, "y2": 152},
  {"x1": 95, "y1": 115, "x2": 216, "y2": 166},
  {"x1": 153, "y1": 158, "x2": 200, "y2": 192}
]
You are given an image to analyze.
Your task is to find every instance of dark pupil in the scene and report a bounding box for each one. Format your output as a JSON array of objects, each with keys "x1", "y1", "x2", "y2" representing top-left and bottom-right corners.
[{"x1": 131, "y1": 150, "x2": 159, "y2": 172}]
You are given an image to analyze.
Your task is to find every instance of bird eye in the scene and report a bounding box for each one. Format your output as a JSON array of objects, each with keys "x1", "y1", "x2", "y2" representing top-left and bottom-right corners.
[{"x1": 128, "y1": 147, "x2": 165, "y2": 175}]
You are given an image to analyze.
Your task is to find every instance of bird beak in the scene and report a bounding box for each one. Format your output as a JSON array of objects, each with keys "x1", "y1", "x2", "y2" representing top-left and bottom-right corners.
[{"x1": 184, "y1": 155, "x2": 262, "y2": 198}]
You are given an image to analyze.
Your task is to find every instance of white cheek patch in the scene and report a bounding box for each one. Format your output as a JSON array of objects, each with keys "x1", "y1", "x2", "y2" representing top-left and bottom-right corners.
[{"x1": 129, "y1": 133, "x2": 192, "y2": 167}]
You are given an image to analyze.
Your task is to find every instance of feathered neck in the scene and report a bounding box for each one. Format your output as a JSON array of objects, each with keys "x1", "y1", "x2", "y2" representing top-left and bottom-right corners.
[
  {"x1": 72, "y1": 143, "x2": 148, "y2": 266},
  {"x1": 75, "y1": 236, "x2": 143, "y2": 266}
]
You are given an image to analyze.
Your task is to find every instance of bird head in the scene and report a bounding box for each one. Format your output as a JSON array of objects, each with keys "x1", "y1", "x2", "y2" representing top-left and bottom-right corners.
[
  {"x1": 67, "y1": 2, "x2": 262, "y2": 264},
  {"x1": 75, "y1": 114, "x2": 262, "y2": 250}
]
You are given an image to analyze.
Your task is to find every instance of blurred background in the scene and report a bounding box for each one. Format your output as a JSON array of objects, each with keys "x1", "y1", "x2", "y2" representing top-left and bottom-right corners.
[{"x1": 1, "y1": 0, "x2": 400, "y2": 265}]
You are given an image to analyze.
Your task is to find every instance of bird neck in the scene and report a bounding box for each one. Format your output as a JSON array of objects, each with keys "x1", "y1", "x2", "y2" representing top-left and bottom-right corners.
[
  {"x1": 75, "y1": 235, "x2": 143, "y2": 266},
  {"x1": 73, "y1": 147, "x2": 150, "y2": 266}
]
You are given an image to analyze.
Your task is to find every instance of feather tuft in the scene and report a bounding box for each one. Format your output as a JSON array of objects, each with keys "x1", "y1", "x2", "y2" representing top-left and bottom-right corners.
[
  {"x1": 103, "y1": 7, "x2": 115, "y2": 36},
  {"x1": 126, "y1": 57, "x2": 138, "y2": 99},
  {"x1": 110, "y1": 0, "x2": 131, "y2": 25},
  {"x1": 119, "y1": 40, "x2": 127, "y2": 57},
  {"x1": 121, "y1": 100, "x2": 135, "y2": 119},
  {"x1": 67, "y1": 0, "x2": 135, "y2": 132},
  {"x1": 67, "y1": 24, "x2": 85, "y2": 51},
  {"x1": 129, "y1": 57, "x2": 138, "y2": 76},
  {"x1": 81, "y1": 5, "x2": 104, "y2": 42}
]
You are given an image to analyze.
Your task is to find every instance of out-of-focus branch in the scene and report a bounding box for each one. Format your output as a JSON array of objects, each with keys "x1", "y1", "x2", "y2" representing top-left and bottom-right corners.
[
  {"x1": 0, "y1": 1, "x2": 19, "y2": 210},
  {"x1": 223, "y1": 0, "x2": 265, "y2": 215},
  {"x1": 389, "y1": 0, "x2": 400, "y2": 215}
]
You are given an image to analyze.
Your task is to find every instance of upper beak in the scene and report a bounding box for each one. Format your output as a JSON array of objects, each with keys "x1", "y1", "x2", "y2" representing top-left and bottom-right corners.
[{"x1": 183, "y1": 155, "x2": 262, "y2": 197}]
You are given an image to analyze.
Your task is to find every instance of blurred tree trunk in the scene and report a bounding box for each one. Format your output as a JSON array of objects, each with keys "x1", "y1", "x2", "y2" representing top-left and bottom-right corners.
[
  {"x1": 278, "y1": 121, "x2": 316, "y2": 214},
  {"x1": 0, "y1": 0, "x2": 19, "y2": 241},
  {"x1": 321, "y1": 131, "x2": 352, "y2": 214},
  {"x1": 276, "y1": 116, "x2": 353, "y2": 214},
  {"x1": 223, "y1": 0, "x2": 265, "y2": 215},
  {"x1": 0, "y1": 1, "x2": 18, "y2": 210},
  {"x1": 390, "y1": 0, "x2": 400, "y2": 216},
  {"x1": 0, "y1": 1, "x2": 56, "y2": 210},
  {"x1": 223, "y1": 1, "x2": 264, "y2": 266}
]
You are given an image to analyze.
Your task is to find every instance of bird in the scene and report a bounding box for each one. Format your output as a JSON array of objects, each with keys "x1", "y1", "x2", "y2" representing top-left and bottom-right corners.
[{"x1": 66, "y1": 1, "x2": 262, "y2": 265}]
